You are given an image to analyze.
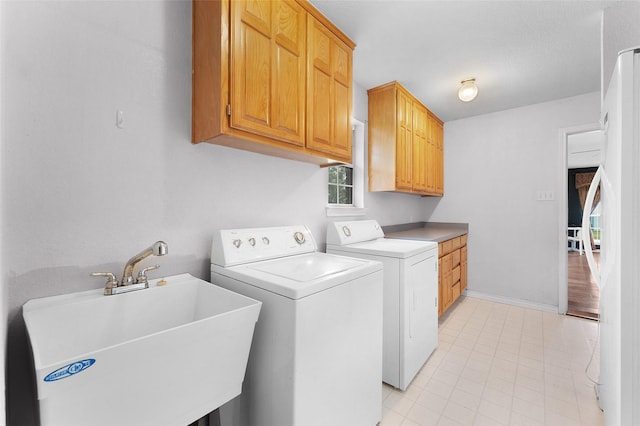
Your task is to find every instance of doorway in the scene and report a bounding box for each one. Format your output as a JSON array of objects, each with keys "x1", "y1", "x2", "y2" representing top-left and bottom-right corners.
[{"x1": 563, "y1": 129, "x2": 603, "y2": 320}]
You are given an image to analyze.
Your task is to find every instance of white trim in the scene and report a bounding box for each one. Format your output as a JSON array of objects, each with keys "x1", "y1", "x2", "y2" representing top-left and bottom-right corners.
[
  {"x1": 557, "y1": 123, "x2": 602, "y2": 315},
  {"x1": 326, "y1": 119, "x2": 366, "y2": 216},
  {"x1": 464, "y1": 290, "x2": 558, "y2": 313},
  {"x1": 325, "y1": 206, "x2": 367, "y2": 217}
]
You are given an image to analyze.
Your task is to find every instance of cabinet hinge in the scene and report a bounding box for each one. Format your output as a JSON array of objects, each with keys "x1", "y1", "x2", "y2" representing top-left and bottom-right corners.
[{"x1": 226, "y1": 104, "x2": 231, "y2": 117}]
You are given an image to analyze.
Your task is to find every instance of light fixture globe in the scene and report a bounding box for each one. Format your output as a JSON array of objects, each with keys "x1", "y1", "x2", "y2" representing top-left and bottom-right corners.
[{"x1": 458, "y1": 78, "x2": 478, "y2": 102}]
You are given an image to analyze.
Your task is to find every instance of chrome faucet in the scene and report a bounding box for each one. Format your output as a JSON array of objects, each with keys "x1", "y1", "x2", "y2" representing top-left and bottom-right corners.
[{"x1": 91, "y1": 241, "x2": 168, "y2": 295}]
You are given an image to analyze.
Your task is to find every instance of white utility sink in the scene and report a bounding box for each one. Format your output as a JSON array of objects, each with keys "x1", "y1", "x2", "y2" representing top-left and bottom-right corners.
[{"x1": 23, "y1": 273, "x2": 261, "y2": 426}]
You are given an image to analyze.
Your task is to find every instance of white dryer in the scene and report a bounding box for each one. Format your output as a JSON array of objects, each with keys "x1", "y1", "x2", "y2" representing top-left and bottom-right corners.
[
  {"x1": 326, "y1": 220, "x2": 438, "y2": 390},
  {"x1": 211, "y1": 225, "x2": 383, "y2": 426}
]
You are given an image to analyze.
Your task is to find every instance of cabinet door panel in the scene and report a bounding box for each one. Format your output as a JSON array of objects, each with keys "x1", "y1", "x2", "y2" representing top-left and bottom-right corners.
[
  {"x1": 442, "y1": 254, "x2": 453, "y2": 310},
  {"x1": 311, "y1": 68, "x2": 332, "y2": 143},
  {"x1": 461, "y1": 244, "x2": 468, "y2": 292},
  {"x1": 333, "y1": 79, "x2": 351, "y2": 156},
  {"x1": 426, "y1": 113, "x2": 437, "y2": 193},
  {"x1": 235, "y1": 21, "x2": 271, "y2": 128},
  {"x1": 396, "y1": 89, "x2": 413, "y2": 190},
  {"x1": 231, "y1": 0, "x2": 305, "y2": 146},
  {"x1": 272, "y1": 0, "x2": 305, "y2": 140},
  {"x1": 435, "y1": 121, "x2": 444, "y2": 194},
  {"x1": 334, "y1": 43, "x2": 350, "y2": 86},
  {"x1": 438, "y1": 257, "x2": 443, "y2": 317},
  {"x1": 240, "y1": 0, "x2": 271, "y2": 36},
  {"x1": 307, "y1": 16, "x2": 352, "y2": 161},
  {"x1": 274, "y1": 42, "x2": 304, "y2": 138},
  {"x1": 412, "y1": 103, "x2": 428, "y2": 193}
]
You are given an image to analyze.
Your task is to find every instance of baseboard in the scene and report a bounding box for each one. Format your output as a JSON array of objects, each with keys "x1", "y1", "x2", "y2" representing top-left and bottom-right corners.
[{"x1": 463, "y1": 290, "x2": 558, "y2": 313}]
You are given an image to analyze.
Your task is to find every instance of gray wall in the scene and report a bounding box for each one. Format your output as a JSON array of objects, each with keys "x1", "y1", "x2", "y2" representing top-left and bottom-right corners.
[
  {"x1": 1, "y1": 1, "x2": 620, "y2": 425},
  {"x1": 1, "y1": 2, "x2": 427, "y2": 424},
  {"x1": 424, "y1": 92, "x2": 601, "y2": 308}
]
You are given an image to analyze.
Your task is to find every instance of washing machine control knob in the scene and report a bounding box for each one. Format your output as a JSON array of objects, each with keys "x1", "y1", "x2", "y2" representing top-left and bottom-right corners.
[
  {"x1": 262, "y1": 237, "x2": 270, "y2": 245},
  {"x1": 233, "y1": 239, "x2": 242, "y2": 248},
  {"x1": 342, "y1": 226, "x2": 351, "y2": 237},
  {"x1": 248, "y1": 237, "x2": 256, "y2": 247},
  {"x1": 294, "y1": 231, "x2": 305, "y2": 245}
]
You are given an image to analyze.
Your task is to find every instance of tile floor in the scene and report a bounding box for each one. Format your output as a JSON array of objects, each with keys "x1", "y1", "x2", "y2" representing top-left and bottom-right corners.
[{"x1": 380, "y1": 296, "x2": 605, "y2": 426}]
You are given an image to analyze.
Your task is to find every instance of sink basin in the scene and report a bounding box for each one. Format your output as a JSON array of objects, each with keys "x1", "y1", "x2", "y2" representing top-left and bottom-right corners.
[{"x1": 23, "y1": 273, "x2": 261, "y2": 426}]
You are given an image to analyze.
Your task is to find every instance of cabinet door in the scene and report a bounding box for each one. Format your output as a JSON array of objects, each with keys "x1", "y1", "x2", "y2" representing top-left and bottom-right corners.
[
  {"x1": 438, "y1": 256, "x2": 443, "y2": 317},
  {"x1": 395, "y1": 88, "x2": 413, "y2": 191},
  {"x1": 425, "y1": 113, "x2": 437, "y2": 193},
  {"x1": 230, "y1": 0, "x2": 306, "y2": 146},
  {"x1": 461, "y1": 244, "x2": 468, "y2": 292},
  {"x1": 435, "y1": 120, "x2": 444, "y2": 194},
  {"x1": 307, "y1": 15, "x2": 352, "y2": 161},
  {"x1": 412, "y1": 103, "x2": 428, "y2": 193},
  {"x1": 441, "y1": 253, "x2": 453, "y2": 312}
]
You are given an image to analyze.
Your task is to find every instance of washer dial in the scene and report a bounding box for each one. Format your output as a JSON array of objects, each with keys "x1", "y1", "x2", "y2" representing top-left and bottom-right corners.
[{"x1": 294, "y1": 231, "x2": 305, "y2": 245}]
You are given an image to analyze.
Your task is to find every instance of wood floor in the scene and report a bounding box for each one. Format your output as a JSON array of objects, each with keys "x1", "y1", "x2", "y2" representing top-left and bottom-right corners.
[{"x1": 567, "y1": 251, "x2": 600, "y2": 320}]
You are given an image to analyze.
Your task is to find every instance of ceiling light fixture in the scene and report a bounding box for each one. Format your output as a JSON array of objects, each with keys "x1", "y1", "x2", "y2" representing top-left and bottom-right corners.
[{"x1": 458, "y1": 78, "x2": 478, "y2": 102}]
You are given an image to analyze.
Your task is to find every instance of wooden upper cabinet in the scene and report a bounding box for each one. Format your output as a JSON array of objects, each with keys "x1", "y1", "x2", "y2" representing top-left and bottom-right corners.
[
  {"x1": 412, "y1": 102, "x2": 429, "y2": 193},
  {"x1": 396, "y1": 88, "x2": 413, "y2": 191},
  {"x1": 193, "y1": 0, "x2": 355, "y2": 165},
  {"x1": 306, "y1": 15, "x2": 353, "y2": 162},
  {"x1": 434, "y1": 116, "x2": 444, "y2": 194},
  {"x1": 368, "y1": 81, "x2": 444, "y2": 196},
  {"x1": 230, "y1": 0, "x2": 306, "y2": 146}
]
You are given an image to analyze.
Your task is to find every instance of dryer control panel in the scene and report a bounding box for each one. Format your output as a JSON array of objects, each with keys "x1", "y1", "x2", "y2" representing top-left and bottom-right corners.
[
  {"x1": 212, "y1": 225, "x2": 317, "y2": 267},
  {"x1": 326, "y1": 220, "x2": 385, "y2": 246}
]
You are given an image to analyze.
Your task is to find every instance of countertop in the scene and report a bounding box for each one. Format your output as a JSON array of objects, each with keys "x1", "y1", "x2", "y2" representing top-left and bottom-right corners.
[{"x1": 382, "y1": 222, "x2": 468, "y2": 243}]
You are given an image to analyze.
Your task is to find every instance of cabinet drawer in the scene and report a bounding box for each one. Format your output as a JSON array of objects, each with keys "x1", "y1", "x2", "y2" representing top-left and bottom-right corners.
[
  {"x1": 439, "y1": 239, "x2": 452, "y2": 257},
  {"x1": 461, "y1": 234, "x2": 467, "y2": 246},
  {"x1": 452, "y1": 236, "x2": 461, "y2": 251},
  {"x1": 461, "y1": 245, "x2": 467, "y2": 262},
  {"x1": 452, "y1": 282, "x2": 461, "y2": 299},
  {"x1": 452, "y1": 249, "x2": 461, "y2": 267},
  {"x1": 452, "y1": 265, "x2": 461, "y2": 284}
]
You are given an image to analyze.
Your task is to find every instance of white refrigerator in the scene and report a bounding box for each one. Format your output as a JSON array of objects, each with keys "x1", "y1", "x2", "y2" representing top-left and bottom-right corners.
[{"x1": 582, "y1": 47, "x2": 640, "y2": 426}]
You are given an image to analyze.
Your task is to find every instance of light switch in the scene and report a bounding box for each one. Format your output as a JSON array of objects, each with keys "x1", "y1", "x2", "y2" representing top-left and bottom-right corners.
[{"x1": 536, "y1": 190, "x2": 555, "y2": 201}]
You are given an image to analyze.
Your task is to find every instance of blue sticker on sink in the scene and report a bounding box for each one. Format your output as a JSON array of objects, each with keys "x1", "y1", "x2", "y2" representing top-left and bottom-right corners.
[{"x1": 44, "y1": 359, "x2": 95, "y2": 382}]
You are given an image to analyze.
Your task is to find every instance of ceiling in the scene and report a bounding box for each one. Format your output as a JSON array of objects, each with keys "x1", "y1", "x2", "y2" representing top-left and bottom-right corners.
[{"x1": 310, "y1": 0, "x2": 618, "y2": 122}]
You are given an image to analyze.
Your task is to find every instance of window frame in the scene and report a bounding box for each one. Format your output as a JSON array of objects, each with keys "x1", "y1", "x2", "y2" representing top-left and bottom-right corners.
[
  {"x1": 328, "y1": 164, "x2": 354, "y2": 206},
  {"x1": 325, "y1": 119, "x2": 366, "y2": 217}
]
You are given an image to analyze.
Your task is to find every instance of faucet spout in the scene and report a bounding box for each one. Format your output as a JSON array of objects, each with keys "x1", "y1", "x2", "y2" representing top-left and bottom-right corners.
[{"x1": 121, "y1": 241, "x2": 168, "y2": 285}]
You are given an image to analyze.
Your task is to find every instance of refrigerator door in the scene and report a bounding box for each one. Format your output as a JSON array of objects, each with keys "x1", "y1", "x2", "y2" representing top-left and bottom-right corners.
[
  {"x1": 581, "y1": 165, "x2": 614, "y2": 290},
  {"x1": 596, "y1": 47, "x2": 640, "y2": 426}
]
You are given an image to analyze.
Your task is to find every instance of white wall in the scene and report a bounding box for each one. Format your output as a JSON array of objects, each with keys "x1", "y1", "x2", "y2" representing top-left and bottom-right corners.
[
  {"x1": 424, "y1": 92, "x2": 601, "y2": 310},
  {"x1": 601, "y1": 2, "x2": 640, "y2": 102},
  {"x1": 0, "y1": 2, "x2": 426, "y2": 424}
]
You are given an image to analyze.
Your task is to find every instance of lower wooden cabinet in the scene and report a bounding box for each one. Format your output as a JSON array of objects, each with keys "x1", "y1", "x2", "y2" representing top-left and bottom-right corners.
[{"x1": 438, "y1": 234, "x2": 468, "y2": 317}]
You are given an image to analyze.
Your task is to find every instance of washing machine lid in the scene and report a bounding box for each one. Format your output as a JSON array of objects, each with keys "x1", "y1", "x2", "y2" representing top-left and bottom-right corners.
[
  {"x1": 212, "y1": 252, "x2": 382, "y2": 299},
  {"x1": 327, "y1": 238, "x2": 437, "y2": 259}
]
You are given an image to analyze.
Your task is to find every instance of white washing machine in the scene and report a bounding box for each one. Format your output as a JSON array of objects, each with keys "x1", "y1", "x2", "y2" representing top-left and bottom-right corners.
[
  {"x1": 211, "y1": 225, "x2": 383, "y2": 426},
  {"x1": 326, "y1": 220, "x2": 438, "y2": 391}
]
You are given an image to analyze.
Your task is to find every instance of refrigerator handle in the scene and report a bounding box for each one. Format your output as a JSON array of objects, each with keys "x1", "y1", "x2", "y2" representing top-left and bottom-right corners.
[
  {"x1": 581, "y1": 165, "x2": 616, "y2": 290},
  {"x1": 581, "y1": 167, "x2": 602, "y2": 288}
]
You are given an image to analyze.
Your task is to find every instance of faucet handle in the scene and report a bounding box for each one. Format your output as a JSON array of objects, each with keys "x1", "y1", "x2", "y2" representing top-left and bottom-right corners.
[
  {"x1": 91, "y1": 272, "x2": 118, "y2": 291},
  {"x1": 136, "y1": 264, "x2": 160, "y2": 285}
]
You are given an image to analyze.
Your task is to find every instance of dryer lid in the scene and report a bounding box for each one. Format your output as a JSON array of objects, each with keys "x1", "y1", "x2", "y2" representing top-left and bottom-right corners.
[{"x1": 327, "y1": 238, "x2": 437, "y2": 258}]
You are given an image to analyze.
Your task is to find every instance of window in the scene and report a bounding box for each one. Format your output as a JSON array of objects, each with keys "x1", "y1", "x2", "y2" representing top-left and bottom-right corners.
[
  {"x1": 325, "y1": 119, "x2": 366, "y2": 216},
  {"x1": 328, "y1": 165, "x2": 353, "y2": 205}
]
